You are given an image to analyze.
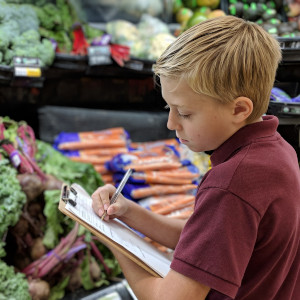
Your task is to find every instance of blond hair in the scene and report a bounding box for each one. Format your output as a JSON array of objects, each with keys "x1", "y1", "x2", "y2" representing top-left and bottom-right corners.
[{"x1": 153, "y1": 16, "x2": 282, "y2": 122}]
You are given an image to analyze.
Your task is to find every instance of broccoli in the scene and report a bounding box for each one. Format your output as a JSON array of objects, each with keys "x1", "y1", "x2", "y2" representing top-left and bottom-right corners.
[
  {"x1": 0, "y1": 20, "x2": 20, "y2": 51},
  {"x1": 3, "y1": 49, "x2": 14, "y2": 65},
  {"x1": 38, "y1": 38, "x2": 55, "y2": 67},
  {"x1": 10, "y1": 29, "x2": 55, "y2": 67}
]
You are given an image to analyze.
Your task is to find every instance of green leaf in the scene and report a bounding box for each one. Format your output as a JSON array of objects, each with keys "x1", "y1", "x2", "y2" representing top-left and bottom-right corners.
[
  {"x1": 80, "y1": 254, "x2": 94, "y2": 290},
  {"x1": 49, "y1": 275, "x2": 70, "y2": 300}
]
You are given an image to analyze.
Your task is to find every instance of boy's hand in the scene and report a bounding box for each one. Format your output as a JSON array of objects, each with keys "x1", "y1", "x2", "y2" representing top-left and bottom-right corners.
[{"x1": 91, "y1": 184, "x2": 129, "y2": 221}]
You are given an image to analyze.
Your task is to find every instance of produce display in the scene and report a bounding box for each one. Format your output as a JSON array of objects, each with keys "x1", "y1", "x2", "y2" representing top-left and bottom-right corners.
[
  {"x1": 106, "y1": 14, "x2": 176, "y2": 61},
  {"x1": 227, "y1": 0, "x2": 300, "y2": 37},
  {"x1": 0, "y1": 0, "x2": 104, "y2": 67},
  {"x1": 54, "y1": 127, "x2": 210, "y2": 220},
  {"x1": 173, "y1": 0, "x2": 226, "y2": 33},
  {"x1": 0, "y1": 1, "x2": 55, "y2": 67},
  {"x1": 0, "y1": 117, "x2": 122, "y2": 300}
]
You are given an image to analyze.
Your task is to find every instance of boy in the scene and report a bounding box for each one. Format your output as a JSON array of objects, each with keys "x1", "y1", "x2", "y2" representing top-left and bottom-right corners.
[{"x1": 92, "y1": 16, "x2": 300, "y2": 299}]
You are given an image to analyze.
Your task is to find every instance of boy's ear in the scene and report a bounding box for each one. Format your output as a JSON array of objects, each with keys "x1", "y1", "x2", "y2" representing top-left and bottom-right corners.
[{"x1": 232, "y1": 97, "x2": 253, "y2": 123}]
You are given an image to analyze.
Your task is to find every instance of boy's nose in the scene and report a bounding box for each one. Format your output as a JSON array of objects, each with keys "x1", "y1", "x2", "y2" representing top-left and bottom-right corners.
[{"x1": 167, "y1": 112, "x2": 180, "y2": 131}]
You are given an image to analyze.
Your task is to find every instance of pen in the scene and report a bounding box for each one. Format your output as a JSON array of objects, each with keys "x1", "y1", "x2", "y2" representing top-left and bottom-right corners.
[{"x1": 101, "y1": 168, "x2": 133, "y2": 220}]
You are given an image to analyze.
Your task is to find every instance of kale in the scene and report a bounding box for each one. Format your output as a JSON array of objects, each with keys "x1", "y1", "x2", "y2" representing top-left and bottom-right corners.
[
  {"x1": 0, "y1": 159, "x2": 27, "y2": 250},
  {"x1": 0, "y1": 260, "x2": 31, "y2": 300}
]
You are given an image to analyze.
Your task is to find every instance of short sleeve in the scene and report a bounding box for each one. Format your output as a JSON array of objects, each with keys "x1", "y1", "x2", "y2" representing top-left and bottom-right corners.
[{"x1": 170, "y1": 188, "x2": 260, "y2": 298}]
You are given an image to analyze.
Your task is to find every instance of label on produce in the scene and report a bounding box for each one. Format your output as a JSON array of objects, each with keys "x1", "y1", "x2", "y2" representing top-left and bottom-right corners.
[
  {"x1": 13, "y1": 57, "x2": 42, "y2": 78},
  {"x1": 125, "y1": 60, "x2": 144, "y2": 71},
  {"x1": 88, "y1": 46, "x2": 112, "y2": 66},
  {"x1": 14, "y1": 67, "x2": 42, "y2": 78}
]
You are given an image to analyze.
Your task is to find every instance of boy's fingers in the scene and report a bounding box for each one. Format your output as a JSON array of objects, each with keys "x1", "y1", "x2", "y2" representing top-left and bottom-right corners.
[{"x1": 91, "y1": 184, "x2": 116, "y2": 217}]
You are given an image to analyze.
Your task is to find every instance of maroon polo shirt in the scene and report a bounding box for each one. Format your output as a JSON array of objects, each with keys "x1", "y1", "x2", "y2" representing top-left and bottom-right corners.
[{"x1": 171, "y1": 115, "x2": 300, "y2": 299}]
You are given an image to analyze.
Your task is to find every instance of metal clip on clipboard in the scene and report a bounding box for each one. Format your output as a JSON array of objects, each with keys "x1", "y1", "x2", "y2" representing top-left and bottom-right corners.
[{"x1": 62, "y1": 185, "x2": 77, "y2": 207}]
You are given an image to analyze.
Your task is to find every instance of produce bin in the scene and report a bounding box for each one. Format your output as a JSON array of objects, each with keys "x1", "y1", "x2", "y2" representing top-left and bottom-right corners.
[{"x1": 38, "y1": 105, "x2": 175, "y2": 144}]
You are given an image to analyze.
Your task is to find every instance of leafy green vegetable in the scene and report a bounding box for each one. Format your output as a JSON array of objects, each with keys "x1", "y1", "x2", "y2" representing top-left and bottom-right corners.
[
  {"x1": 49, "y1": 275, "x2": 70, "y2": 300},
  {"x1": 0, "y1": 2, "x2": 55, "y2": 66},
  {"x1": 0, "y1": 159, "x2": 27, "y2": 255},
  {"x1": 35, "y1": 140, "x2": 104, "y2": 248},
  {"x1": 81, "y1": 254, "x2": 94, "y2": 290},
  {"x1": 0, "y1": 260, "x2": 31, "y2": 300},
  {"x1": 36, "y1": 140, "x2": 103, "y2": 194}
]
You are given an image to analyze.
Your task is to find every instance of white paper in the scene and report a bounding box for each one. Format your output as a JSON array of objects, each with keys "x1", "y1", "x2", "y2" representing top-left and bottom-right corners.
[{"x1": 66, "y1": 184, "x2": 172, "y2": 277}]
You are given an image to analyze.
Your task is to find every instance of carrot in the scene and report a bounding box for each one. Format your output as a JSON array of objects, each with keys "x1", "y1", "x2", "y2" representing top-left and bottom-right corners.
[
  {"x1": 130, "y1": 184, "x2": 197, "y2": 199},
  {"x1": 149, "y1": 194, "x2": 195, "y2": 213},
  {"x1": 125, "y1": 161, "x2": 182, "y2": 172},
  {"x1": 79, "y1": 127, "x2": 126, "y2": 139},
  {"x1": 122, "y1": 155, "x2": 182, "y2": 171},
  {"x1": 132, "y1": 172, "x2": 194, "y2": 185},
  {"x1": 101, "y1": 174, "x2": 114, "y2": 184},
  {"x1": 58, "y1": 139, "x2": 127, "y2": 150},
  {"x1": 80, "y1": 147, "x2": 128, "y2": 156},
  {"x1": 131, "y1": 138, "x2": 179, "y2": 149},
  {"x1": 143, "y1": 237, "x2": 169, "y2": 253},
  {"x1": 147, "y1": 168, "x2": 199, "y2": 179},
  {"x1": 166, "y1": 205, "x2": 194, "y2": 220},
  {"x1": 94, "y1": 164, "x2": 109, "y2": 174},
  {"x1": 70, "y1": 155, "x2": 112, "y2": 164},
  {"x1": 154, "y1": 198, "x2": 194, "y2": 215}
]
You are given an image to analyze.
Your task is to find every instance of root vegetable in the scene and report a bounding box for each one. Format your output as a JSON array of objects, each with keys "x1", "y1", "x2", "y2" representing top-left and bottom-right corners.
[
  {"x1": 13, "y1": 255, "x2": 31, "y2": 271},
  {"x1": 17, "y1": 174, "x2": 44, "y2": 201},
  {"x1": 28, "y1": 278, "x2": 50, "y2": 300},
  {"x1": 27, "y1": 201, "x2": 43, "y2": 218},
  {"x1": 30, "y1": 238, "x2": 47, "y2": 261},
  {"x1": 43, "y1": 174, "x2": 63, "y2": 190},
  {"x1": 67, "y1": 267, "x2": 82, "y2": 292},
  {"x1": 90, "y1": 257, "x2": 101, "y2": 281},
  {"x1": 11, "y1": 216, "x2": 29, "y2": 237}
]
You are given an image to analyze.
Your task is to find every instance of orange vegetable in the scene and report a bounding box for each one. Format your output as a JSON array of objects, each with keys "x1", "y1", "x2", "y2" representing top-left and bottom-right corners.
[
  {"x1": 166, "y1": 204, "x2": 194, "y2": 219},
  {"x1": 58, "y1": 139, "x2": 127, "y2": 150},
  {"x1": 147, "y1": 168, "x2": 199, "y2": 179},
  {"x1": 131, "y1": 138, "x2": 179, "y2": 149},
  {"x1": 132, "y1": 172, "x2": 194, "y2": 185},
  {"x1": 94, "y1": 164, "x2": 109, "y2": 174},
  {"x1": 101, "y1": 174, "x2": 114, "y2": 184},
  {"x1": 79, "y1": 127, "x2": 126, "y2": 139},
  {"x1": 125, "y1": 162, "x2": 182, "y2": 172},
  {"x1": 70, "y1": 155, "x2": 112, "y2": 164},
  {"x1": 149, "y1": 194, "x2": 195, "y2": 215},
  {"x1": 131, "y1": 184, "x2": 197, "y2": 199},
  {"x1": 80, "y1": 147, "x2": 128, "y2": 156}
]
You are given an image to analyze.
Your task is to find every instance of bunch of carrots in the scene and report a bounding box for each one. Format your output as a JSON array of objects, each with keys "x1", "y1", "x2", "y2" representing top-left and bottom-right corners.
[{"x1": 56, "y1": 128, "x2": 201, "y2": 220}]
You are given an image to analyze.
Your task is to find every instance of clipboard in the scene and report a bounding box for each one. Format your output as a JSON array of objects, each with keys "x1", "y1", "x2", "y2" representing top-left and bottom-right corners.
[{"x1": 58, "y1": 183, "x2": 172, "y2": 278}]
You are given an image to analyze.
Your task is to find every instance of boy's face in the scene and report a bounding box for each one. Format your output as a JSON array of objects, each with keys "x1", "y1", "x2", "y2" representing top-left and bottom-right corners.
[{"x1": 161, "y1": 76, "x2": 238, "y2": 152}]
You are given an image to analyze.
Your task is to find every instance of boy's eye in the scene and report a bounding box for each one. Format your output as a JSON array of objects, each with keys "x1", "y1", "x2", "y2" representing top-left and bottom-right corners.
[
  {"x1": 164, "y1": 104, "x2": 191, "y2": 119},
  {"x1": 178, "y1": 112, "x2": 191, "y2": 119}
]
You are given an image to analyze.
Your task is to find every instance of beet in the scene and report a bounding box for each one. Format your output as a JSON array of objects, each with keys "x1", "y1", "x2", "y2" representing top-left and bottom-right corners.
[
  {"x1": 43, "y1": 174, "x2": 63, "y2": 190},
  {"x1": 17, "y1": 174, "x2": 44, "y2": 201},
  {"x1": 30, "y1": 238, "x2": 47, "y2": 261},
  {"x1": 28, "y1": 279, "x2": 50, "y2": 300},
  {"x1": 67, "y1": 267, "x2": 82, "y2": 292}
]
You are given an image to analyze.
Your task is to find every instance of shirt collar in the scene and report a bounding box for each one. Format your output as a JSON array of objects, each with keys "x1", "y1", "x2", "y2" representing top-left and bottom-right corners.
[{"x1": 210, "y1": 115, "x2": 279, "y2": 167}]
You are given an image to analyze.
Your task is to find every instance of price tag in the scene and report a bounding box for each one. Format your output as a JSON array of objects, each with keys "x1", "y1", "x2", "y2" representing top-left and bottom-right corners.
[
  {"x1": 125, "y1": 60, "x2": 144, "y2": 71},
  {"x1": 13, "y1": 57, "x2": 42, "y2": 78},
  {"x1": 14, "y1": 67, "x2": 41, "y2": 77},
  {"x1": 88, "y1": 46, "x2": 112, "y2": 66}
]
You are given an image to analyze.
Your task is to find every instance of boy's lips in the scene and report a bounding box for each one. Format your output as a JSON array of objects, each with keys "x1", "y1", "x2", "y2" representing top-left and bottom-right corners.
[{"x1": 178, "y1": 137, "x2": 189, "y2": 144}]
